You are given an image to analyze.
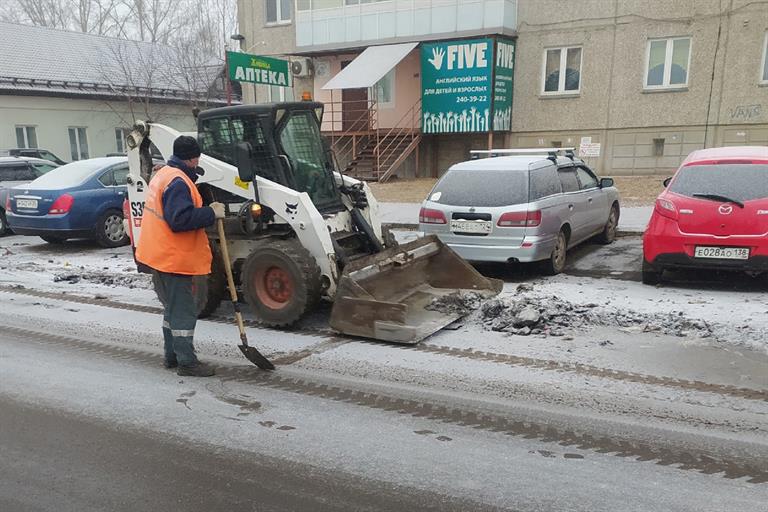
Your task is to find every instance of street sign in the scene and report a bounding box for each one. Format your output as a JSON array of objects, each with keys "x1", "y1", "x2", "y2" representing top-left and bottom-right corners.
[
  {"x1": 227, "y1": 51, "x2": 291, "y2": 87},
  {"x1": 579, "y1": 142, "x2": 601, "y2": 157},
  {"x1": 421, "y1": 38, "x2": 494, "y2": 134}
]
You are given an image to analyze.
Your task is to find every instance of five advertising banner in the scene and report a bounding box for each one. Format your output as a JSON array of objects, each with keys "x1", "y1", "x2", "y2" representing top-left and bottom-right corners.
[{"x1": 421, "y1": 37, "x2": 516, "y2": 134}]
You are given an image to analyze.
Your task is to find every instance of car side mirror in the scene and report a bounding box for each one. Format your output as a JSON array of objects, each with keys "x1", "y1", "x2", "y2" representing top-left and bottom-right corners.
[
  {"x1": 600, "y1": 177, "x2": 614, "y2": 188},
  {"x1": 235, "y1": 141, "x2": 256, "y2": 182},
  {"x1": 663, "y1": 177, "x2": 672, "y2": 188}
]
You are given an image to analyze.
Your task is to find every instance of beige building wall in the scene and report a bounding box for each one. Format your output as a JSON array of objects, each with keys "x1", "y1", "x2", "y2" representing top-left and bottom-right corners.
[
  {"x1": 236, "y1": 0, "x2": 299, "y2": 104},
  {"x1": 510, "y1": 0, "x2": 768, "y2": 176},
  {"x1": 0, "y1": 95, "x2": 195, "y2": 162}
]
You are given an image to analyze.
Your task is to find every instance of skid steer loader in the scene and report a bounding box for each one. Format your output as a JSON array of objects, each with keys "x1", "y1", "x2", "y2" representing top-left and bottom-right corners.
[{"x1": 124, "y1": 102, "x2": 501, "y2": 343}]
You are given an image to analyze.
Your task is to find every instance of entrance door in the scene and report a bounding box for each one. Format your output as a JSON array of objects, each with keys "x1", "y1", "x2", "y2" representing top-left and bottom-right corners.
[{"x1": 341, "y1": 60, "x2": 369, "y2": 132}]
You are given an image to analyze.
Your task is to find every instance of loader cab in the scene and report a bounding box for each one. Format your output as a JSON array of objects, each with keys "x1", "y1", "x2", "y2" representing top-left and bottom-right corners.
[{"x1": 197, "y1": 102, "x2": 344, "y2": 213}]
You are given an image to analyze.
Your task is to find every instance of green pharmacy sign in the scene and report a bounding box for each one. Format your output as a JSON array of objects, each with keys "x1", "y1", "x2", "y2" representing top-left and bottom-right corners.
[
  {"x1": 421, "y1": 38, "x2": 516, "y2": 134},
  {"x1": 227, "y1": 51, "x2": 291, "y2": 87}
]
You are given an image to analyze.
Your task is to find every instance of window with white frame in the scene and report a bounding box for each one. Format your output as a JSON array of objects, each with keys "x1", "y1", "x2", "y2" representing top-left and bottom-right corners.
[
  {"x1": 115, "y1": 128, "x2": 128, "y2": 153},
  {"x1": 645, "y1": 37, "x2": 691, "y2": 89},
  {"x1": 266, "y1": 0, "x2": 291, "y2": 23},
  {"x1": 68, "y1": 127, "x2": 89, "y2": 161},
  {"x1": 761, "y1": 32, "x2": 768, "y2": 83},
  {"x1": 372, "y1": 68, "x2": 395, "y2": 107},
  {"x1": 268, "y1": 85, "x2": 295, "y2": 102},
  {"x1": 15, "y1": 126, "x2": 37, "y2": 148},
  {"x1": 542, "y1": 46, "x2": 582, "y2": 94}
]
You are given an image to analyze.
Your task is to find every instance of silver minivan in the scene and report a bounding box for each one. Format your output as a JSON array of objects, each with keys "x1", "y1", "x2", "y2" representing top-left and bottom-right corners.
[{"x1": 418, "y1": 149, "x2": 620, "y2": 273}]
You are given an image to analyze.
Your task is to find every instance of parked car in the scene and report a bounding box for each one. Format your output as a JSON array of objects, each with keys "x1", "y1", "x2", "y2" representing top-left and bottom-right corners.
[
  {"x1": 6, "y1": 157, "x2": 130, "y2": 247},
  {"x1": 0, "y1": 156, "x2": 60, "y2": 236},
  {"x1": 419, "y1": 150, "x2": 620, "y2": 273},
  {"x1": 642, "y1": 146, "x2": 768, "y2": 284},
  {"x1": 0, "y1": 148, "x2": 67, "y2": 165}
]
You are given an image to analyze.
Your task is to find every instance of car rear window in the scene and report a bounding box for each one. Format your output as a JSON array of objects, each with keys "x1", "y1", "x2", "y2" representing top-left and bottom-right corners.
[
  {"x1": 431, "y1": 169, "x2": 529, "y2": 207},
  {"x1": 669, "y1": 163, "x2": 768, "y2": 202},
  {"x1": 24, "y1": 159, "x2": 110, "y2": 190},
  {"x1": 529, "y1": 165, "x2": 562, "y2": 200}
]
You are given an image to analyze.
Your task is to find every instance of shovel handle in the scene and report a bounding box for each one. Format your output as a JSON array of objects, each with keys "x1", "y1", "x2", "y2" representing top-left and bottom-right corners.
[
  {"x1": 216, "y1": 219, "x2": 247, "y2": 339},
  {"x1": 217, "y1": 219, "x2": 238, "y2": 303}
]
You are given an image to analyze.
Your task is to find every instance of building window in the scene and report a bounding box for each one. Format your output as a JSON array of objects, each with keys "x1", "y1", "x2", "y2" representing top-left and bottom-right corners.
[
  {"x1": 653, "y1": 138, "x2": 665, "y2": 157},
  {"x1": 645, "y1": 37, "x2": 691, "y2": 89},
  {"x1": 542, "y1": 47, "x2": 582, "y2": 94},
  {"x1": 68, "y1": 127, "x2": 89, "y2": 161},
  {"x1": 373, "y1": 68, "x2": 395, "y2": 107},
  {"x1": 15, "y1": 126, "x2": 37, "y2": 148},
  {"x1": 761, "y1": 32, "x2": 768, "y2": 84},
  {"x1": 268, "y1": 86, "x2": 295, "y2": 102},
  {"x1": 115, "y1": 128, "x2": 128, "y2": 153},
  {"x1": 266, "y1": 0, "x2": 291, "y2": 23},
  {"x1": 298, "y1": 0, "x2": 344, "y2": 10}
]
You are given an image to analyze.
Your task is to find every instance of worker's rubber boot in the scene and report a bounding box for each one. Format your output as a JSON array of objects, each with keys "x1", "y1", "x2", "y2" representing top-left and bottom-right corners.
[{"x1": 177, "y1": 362, "x2": 215, "y2": 377}]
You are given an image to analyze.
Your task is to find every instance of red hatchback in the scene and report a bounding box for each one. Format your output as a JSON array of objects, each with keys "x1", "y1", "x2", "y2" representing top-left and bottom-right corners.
[{"x1": 643, "y1": 146, "x2": 768, "y2": 284}]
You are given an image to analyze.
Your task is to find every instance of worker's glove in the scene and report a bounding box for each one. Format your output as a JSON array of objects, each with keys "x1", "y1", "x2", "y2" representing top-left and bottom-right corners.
[{"x1": 210, "y1": 202, "x2": 226, "y2": 219}]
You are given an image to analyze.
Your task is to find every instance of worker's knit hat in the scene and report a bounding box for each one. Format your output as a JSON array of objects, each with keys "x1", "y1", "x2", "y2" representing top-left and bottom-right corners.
[{"x1": 173, "y1": 135, "x2": 201, "y2": 160}]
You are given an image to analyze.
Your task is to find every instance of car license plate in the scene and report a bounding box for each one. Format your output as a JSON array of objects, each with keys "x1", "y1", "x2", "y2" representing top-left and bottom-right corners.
[
  {"x1": 451, "y1": 220, "x2": 491, "y2": 234},
  {"x1": 16, "y1": 198, "x2": 38, "y2": 209},
  {"x1": 694, "y1": 246, "x2": 749, "y2": 260}
]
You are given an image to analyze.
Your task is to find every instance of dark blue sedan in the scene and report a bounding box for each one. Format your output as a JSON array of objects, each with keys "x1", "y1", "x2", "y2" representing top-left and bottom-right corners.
[{"x1": 6, "y1": 157, "x2": 130, "y2": 247}]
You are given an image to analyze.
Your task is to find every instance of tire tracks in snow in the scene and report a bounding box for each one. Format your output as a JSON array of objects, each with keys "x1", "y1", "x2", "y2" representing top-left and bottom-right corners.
[
  {"x1": 1, "y1": 322, "x2": 767, "y2": 485},
  {"x1": 1, "y1": 284, "x2": 767, "y2": 404}
]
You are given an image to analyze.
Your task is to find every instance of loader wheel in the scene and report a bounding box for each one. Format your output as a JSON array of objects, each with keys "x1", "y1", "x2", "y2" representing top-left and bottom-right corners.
[{"x1": 241, "y1": 239, "x2": 322, "y2": 327}]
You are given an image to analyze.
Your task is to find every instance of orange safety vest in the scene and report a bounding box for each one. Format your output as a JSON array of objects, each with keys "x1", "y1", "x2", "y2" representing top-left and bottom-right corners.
[{"x1": 136, "y1": 166, "x2": 212, "y2": 275}]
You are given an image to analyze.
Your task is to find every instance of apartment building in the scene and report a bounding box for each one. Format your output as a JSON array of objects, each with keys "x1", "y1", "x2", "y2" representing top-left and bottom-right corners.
[{"x1": 237, "y1": 0, "x2": 768, "y2": 178}]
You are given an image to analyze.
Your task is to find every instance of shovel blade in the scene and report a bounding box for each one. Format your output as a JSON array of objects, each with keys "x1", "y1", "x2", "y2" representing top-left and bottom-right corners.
[{"x1": 239, "y1": 344, "x2": 275, "y2": 370}]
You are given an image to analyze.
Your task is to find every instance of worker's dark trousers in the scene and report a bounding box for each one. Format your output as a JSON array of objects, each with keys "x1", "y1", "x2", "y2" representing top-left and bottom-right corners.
[{"x1": 152, "y1": 271, "x2": 207, "y2": 368}]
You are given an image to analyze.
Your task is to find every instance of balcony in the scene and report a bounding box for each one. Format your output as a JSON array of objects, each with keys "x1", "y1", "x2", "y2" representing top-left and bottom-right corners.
[{"x1": 296, "y1": 0, "x2": 517, "y2": 50}]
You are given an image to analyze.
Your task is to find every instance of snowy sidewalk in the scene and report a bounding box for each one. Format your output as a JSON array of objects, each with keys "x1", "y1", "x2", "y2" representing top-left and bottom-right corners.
[{"x1": 380, "y1": 202, "x2": 652, "y2": 234}]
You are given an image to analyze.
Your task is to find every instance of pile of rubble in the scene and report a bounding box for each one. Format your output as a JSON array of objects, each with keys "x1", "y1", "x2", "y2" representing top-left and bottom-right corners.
[
  {"x1": 429, "y1": 284, "x2": 733, "y2": 341},
  {"x1": 54, "y1": 271, "x2": 151, "y2": 289}
]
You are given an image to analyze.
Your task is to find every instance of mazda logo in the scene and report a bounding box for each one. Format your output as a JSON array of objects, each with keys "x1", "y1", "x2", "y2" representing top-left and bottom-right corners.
[{"x1": 718, "y1": 204, "x2": 733, "y2": 215}]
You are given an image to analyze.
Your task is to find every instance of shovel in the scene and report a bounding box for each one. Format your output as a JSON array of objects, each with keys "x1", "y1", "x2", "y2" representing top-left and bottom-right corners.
[{"x1": 217, "y1": 218, "x2": 275, "y2": 370}]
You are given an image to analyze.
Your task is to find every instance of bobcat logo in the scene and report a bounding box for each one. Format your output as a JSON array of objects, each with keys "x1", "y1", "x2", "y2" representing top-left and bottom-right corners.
[{"x1": 285, "y1": 202, "x2": 298, "y2": 218}]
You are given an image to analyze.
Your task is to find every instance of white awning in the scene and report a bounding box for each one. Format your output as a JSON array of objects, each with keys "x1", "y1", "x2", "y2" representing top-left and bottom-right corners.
[{"x1": 322, "y1": 42, "x2": 418, "y2": 90}]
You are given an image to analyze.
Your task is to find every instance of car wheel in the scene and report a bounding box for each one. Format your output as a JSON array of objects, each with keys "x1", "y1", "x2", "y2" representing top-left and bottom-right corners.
[
  {"x1": 41, "y1": 235, "x2": 67, "y2": 244},
  {"x1": 0, "y1": 209, "x2": 7, "y2": 237},
  {"x1": 642, "y1": 260, "x2": 662, "y2": 285},
  {"x1": 96, "y1": 209, "x2": 129, "y2": 248},
  {"x1": 544, "y1": 230, "x2": 568, "y2": 275},
  {"x1": 597, "y1": 203, "x2": 619, "y2": 244}
]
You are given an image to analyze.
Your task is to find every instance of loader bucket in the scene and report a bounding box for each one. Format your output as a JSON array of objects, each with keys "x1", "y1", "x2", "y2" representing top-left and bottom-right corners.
[{"x1": 329, "y1": 235, "x2": 503, "y2": 344}]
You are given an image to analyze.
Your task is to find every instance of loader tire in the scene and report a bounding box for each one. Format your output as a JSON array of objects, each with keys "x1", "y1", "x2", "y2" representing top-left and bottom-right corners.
[{"x1": 241, "y1": 238, "x2": 322, "y2": 327}]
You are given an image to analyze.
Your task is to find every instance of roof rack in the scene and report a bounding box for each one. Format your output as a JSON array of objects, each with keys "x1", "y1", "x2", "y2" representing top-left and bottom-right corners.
[{"x1": 469, "y1": 148, "x2": 577, "y2": 161}]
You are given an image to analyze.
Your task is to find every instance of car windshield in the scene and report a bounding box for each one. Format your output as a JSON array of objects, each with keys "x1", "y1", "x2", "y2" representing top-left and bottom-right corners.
[
  {"x1": 669, "y1": 164, "x2": 768, "y2": 202},
  {"x1": 21, "y1": 159, "x2": 112, "y2": 190},
  {"x1": 431, "y1": 169, "x2": 529, "y2": 207}
]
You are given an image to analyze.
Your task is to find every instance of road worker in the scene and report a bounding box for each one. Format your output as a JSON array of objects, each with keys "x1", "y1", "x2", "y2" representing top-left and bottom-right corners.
[{"x1": 136, "y1": 135, "x2": 225, "y2": 377}]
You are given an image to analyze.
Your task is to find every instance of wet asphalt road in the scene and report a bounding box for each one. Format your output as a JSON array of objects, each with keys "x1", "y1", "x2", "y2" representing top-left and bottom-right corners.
[{"x1": 0, "y1": 395, "x2": 494, "y2": 512}]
